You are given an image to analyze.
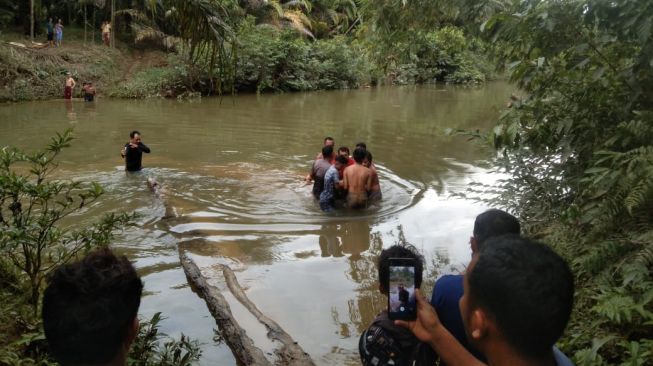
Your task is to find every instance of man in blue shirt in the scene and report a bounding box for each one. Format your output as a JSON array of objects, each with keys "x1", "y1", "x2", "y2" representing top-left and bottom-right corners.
[
  {"x1": 319, "y1": 155, "x2": 347, "y2": 212},
  {"x1": 430, "y1": 209, "x2": 521, "y2": 364},
  {"x1": 397, "y1": 235, "x2": 575, "y2": 366}
]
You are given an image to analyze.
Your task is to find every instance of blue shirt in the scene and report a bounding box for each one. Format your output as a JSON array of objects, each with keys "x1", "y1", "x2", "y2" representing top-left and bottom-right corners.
[
  {"x1": 431, "y1": 275, "x2": 486, "y2": 363},
  {"x1": 319, "y1": 165, "x2": 339, "y2": 203}
]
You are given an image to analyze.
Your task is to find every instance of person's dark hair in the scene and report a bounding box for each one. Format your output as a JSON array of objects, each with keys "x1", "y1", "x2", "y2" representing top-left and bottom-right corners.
[
  {"x1": 338, "y1": 146, "x2": 350, "y2": 155},
  {"x1": 335, "y1": 155, "x2": 348, "y2": 165},
  {"x1": 377, "y1": 245, "x2": 424, "y2": 293},
  {"x1": 365, "y1": 151, "x2": 373, "y2": 163},
  {"x1": 473, "y1": 209, "x2": 520, "y2": 248},
  {"x1": 43, "y1": 247, "x2": 144, "y2": 365},
  {"x1": 468, "y1": 235, "x2": 574, "y2": 359},
  {"x1": 353, "y1": 147, "x2": 367, "y2": 163},
  {"x1": 129, "y1": 130, "x2": 140, "y2": 138},
  {"x1": 322, "y1": 145, "x2": 334, "y2": 158},
  {"x1": 324, "y1": 136, "x2": 334, "y2": 144},
  {"x1": 356, "y1": 142, "x2": 367, "y2": 150}
]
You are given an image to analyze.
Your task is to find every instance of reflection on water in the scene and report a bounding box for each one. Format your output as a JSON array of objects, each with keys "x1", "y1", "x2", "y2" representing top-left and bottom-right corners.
[{"x1": 0, "y1": 83, "x2": 515, "y2": 365}]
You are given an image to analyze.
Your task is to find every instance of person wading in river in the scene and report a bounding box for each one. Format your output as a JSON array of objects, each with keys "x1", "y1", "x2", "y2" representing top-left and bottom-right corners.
[
  {"x1": 42, "y1": 247, "x2": 143, "y2": 366},
  {"x1": 363, "y1": 151, "x2": 381, "y2": 203},
  {"x1": 121, "y1": 131, "x2": 151, "y2": 172},
  {"x1": 310, "y1": 145, "x2": 334, "y2": 200},
  {"x1": 64, "y1": 73, "x2": 76, "y2": 100},
  {"x1": 343, "y1": 147, "x2": 372, "y2": 209},
  {"x1": 306, "y1": 137, "x2": 336, "y2": 183}
]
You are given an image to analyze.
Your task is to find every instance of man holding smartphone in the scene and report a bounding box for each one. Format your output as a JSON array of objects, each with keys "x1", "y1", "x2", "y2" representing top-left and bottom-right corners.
[
  {"x1": 428, "y1": 209, "x2": 521, "y2": 363},
  {"x1": 121, "y1": 130, "x2": 151, "y2": 172},
  {"x1": 359, "y1": 245, "x2": 430, "y2": 366},
  {"x1": 395, "y1": 235, "x2": 575, "y2": 366}
]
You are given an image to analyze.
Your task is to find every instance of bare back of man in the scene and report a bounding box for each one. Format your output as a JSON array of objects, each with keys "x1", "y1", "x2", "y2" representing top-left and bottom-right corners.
[{"x1": 343, "y1": 164, "x2": 372, "y2": 209}]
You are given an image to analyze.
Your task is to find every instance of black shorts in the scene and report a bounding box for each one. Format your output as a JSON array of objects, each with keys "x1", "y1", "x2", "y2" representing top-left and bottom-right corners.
[{"x1": 47, "y1": 32, "x2": 53, "y2": 41}]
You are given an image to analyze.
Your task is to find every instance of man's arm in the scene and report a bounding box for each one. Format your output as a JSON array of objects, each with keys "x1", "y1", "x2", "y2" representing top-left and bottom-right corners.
[
  {"x1": 395, "y1": 290, "x2": 485, "y2": 366},
  {"x1": 342, "y1": 170, "x2": 349, "y2": 190},
  {"x1": 139, "y1": 143, "x2": 151, "y2": 153}
]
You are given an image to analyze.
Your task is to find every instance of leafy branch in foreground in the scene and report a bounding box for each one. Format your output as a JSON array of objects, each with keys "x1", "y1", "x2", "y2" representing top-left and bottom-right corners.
[{"x1": 0, "y1": 129, "x2": 136, "y2": 311}]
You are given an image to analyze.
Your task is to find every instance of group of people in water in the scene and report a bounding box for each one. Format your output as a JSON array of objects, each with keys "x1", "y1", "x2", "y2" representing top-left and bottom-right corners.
[
  {"x1": 307, "y1": 137, "x2": 382, "y2": 212},
  {"x1": 63, "y1": 73, "x2": 96, "y2": 101}
]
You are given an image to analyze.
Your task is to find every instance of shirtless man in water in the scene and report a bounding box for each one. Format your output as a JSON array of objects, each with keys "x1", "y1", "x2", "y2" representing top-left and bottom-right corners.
[
  {"x1": 64, "y1": 73, "x2": 76, "y2": 100},
  {"x1": 364, "y1": 151, "x2": 382, "y2": 202},
  {"x1": 343, "y1": 147, "x2": 372, "y2": 209}
]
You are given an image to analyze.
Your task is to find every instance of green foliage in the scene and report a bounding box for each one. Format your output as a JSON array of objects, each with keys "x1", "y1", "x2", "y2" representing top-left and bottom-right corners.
[
  {"x1": 0, "y1": 129, "x2": 135, "y2": 309},
  {"x1": 234, "y1": 18, "x2": 370, "y2": 92},
  {"x1": 128, "y1": 312, "x2": 202, "y2": 366},
  {"x1": 108, "y1": 58, "x2": 188, "y2": 98},
  {"x1": 0, "y1": 133, "x2": 201, "y2": 365},
  {"x1": 470, "y1": 0, "x2": 653, "y2": 363}
]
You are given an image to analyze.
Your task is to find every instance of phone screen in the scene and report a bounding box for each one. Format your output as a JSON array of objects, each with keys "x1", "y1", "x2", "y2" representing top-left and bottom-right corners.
[{"x1": 387, "y1": 258, "x2": 417, "y2": 320}]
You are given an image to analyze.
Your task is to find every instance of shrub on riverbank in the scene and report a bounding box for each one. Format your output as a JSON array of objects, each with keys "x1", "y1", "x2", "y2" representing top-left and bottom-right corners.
[{"x1": 472, "y1": 0, "x2": 653, "y2": 364}]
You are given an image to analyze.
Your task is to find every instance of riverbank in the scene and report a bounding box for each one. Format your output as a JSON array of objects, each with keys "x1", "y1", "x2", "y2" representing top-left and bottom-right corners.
[{"x1": 1, "y1": 24, "x2": 494, "y2": 103}]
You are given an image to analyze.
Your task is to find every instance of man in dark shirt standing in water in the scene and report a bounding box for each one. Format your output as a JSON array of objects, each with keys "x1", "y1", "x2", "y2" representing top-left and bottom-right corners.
[{"x1": 121, "y1": 131, "x2": 150, "y2": 171}]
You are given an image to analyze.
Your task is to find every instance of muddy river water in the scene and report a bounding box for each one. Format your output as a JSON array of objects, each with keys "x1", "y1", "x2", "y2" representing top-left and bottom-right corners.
[{"x1": 0, "y1": 82, "x2": 514, "y2": 365}]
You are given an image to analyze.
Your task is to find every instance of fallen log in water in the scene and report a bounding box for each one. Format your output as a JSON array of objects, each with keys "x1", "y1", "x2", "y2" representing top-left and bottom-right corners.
[
  {"x1": 180, "y1": 253, "x2": 272, "y2": 366},
  {"x1": 220, "y1": 265, "x2": 315, "y2": 366}
]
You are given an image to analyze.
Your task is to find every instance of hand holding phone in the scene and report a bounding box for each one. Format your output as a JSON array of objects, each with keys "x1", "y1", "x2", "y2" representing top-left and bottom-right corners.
[{"x1": 387, "y1": 258, "x2": 417, "y2": 321}]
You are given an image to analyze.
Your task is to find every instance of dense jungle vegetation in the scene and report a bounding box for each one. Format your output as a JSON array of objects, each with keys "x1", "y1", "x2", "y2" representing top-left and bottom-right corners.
[{"x1": 1, "y1": 0, "x2": 652, "y2": 365}]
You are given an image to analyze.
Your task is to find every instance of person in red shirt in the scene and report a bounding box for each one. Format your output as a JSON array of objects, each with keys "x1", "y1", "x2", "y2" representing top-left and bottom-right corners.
[{"x1": 336, "y1": 146, "x2": 355, "y2": 179}]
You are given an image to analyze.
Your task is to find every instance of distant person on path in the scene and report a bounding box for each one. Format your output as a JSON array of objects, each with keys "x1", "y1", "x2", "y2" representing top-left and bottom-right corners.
[
  {"x1": 319, "y1": 155, "x2": 347, "y2": 212},
  {"x1": 343, "y1": 147, "x2": 372, "y2": 209},
  {"x1": 64, "y1": 73, "x2": 76, "y2": 100},
  {"x1": 310, "y1": 145, "x2": 334, "y2": 199},
  {"x1": 55, "y1": 19, "x2": 64, "y2": 47},
  {"x1": 121, "y1": 131, "x2": 151, "y2": 172},
  {"x1": 46, "y1": 18, "x2": 54, "y2": 46},
  {"x1": 396, "y1": 236, "x2": 575, "y2": 366},
  {"x1": 359, "y1": 244, "x2": 431, "y2": 366},
  {"x1": 42, "y1": 247, "x2": 144, "y2": 366},
  {"x1": 102, "y1": 21, "x2": 111, "y2": 46},
  {"x1": 82, "y1": 82, "x2": 96, "y2": 101},
  {"x1": 363, "y1": 151, "x2": 381, "y2": 202}
]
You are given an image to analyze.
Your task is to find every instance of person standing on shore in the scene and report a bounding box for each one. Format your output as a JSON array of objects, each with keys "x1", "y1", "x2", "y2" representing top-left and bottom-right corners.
[
  {"x1": 46, "y1": 18, "x2": 54, "y2": 47},
  {"x1": 121, "y1": 131, "x2": 151, "y2": 172},
  {"x1": 101, "y1": 21, "x2": 111, "y2": 47},
  {"x1": 55, "y1": 19, "x2": 64, "y2": 47},
  {"x1": 64, "y1": 73, "x2": 76, "y2": 100}
]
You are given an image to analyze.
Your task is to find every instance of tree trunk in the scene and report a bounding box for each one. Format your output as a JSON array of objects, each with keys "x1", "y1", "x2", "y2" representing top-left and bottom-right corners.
[
  {"x1": 84, "y1": 4, "x2": 87, "y2": 45},
  {"x1": 110, "y1": 0, "x2": 115, "y2": 48},
  {"x1": 30, "y1": 0, "x2": 34, "y2": 42}
]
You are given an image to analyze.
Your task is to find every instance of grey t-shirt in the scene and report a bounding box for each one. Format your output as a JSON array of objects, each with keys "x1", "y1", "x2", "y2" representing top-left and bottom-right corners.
[{"x1": 312, "y1": 159, "x2": 332, "y2": 180}]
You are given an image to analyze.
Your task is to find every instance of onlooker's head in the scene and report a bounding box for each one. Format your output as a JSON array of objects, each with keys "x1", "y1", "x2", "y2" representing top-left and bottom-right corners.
[
  {"x1": 363, "y1": 151, "x2": 373, "y2": 168},
  {"x1": 324, "y1": 137, "x2": 335, "y2": 147},
  {"x1": 471, "y1": 209, "x2": 520, "y2": 253},
  {"x1": 43, "y1": 247, "x2": 144, "y2": 366},
  {"x1": 322, "y1": 145, "x2": 334, "y2": 159},
  {"x1": 129, "y1": 130, "x2": 141, "y2": 144},
  {"x1": 459, "y1": 235, "x2": 574, "y2": 362},
  {"x1": 355, "y1": 142, "x2": 367, "y2": 150},
  {"x1": 377, "y1": 244, "x2": 424, "y2": 294},
  {"x1": 353, "y1": 147, "x2": 367, "y2": 164},
  {"x1": 338, "y1": 146, "x2": 350, "y2": 157},
  {"x1": 335, "y1": 155, "x2": 348, "y2": 169}
]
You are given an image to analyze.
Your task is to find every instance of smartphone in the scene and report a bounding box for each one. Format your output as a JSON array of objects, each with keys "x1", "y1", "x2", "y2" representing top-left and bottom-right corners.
[{"x1": 387, "y1": 258, "x2": 417, "y2": 321}]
